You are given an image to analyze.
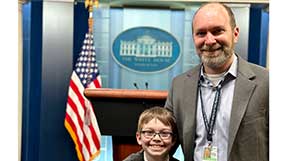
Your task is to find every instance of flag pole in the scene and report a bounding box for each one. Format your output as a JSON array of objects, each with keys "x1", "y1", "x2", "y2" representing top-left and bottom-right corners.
[
  {"x1": 85, "y1": 0, "x2": 99, "y2": 34},
  {"x1": 85, "y1": 0, "x2": 99, "y2": 87}
]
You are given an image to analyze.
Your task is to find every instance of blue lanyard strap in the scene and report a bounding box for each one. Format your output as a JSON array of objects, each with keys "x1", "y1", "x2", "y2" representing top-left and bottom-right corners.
[{"x1": 198, "y1": 81, "x2": 222, "y2": 143}]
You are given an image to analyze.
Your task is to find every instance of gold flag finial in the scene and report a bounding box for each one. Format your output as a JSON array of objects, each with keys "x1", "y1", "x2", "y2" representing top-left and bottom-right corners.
[{"x1": 85, "y1": 0, "x2": 99, "y2": 10}]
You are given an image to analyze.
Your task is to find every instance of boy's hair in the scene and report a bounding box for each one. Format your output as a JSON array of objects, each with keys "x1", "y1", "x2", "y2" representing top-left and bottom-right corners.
[{"x1": 137, "y1": 106, "x2": 177, "y2": 138}]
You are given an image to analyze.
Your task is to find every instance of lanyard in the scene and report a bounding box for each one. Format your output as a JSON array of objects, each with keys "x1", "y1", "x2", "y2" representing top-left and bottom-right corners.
[{"x1": 198, "y1": 80, "x2": 222, "y2": 143}]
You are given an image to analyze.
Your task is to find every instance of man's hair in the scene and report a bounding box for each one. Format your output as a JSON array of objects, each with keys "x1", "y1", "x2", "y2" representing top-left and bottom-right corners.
[
  {"x1": 137, "y1": 106, "x2": 177, "y2": 138},
  {"x1": 192, "y1": 2, "x2": 237, "y2": 31}
]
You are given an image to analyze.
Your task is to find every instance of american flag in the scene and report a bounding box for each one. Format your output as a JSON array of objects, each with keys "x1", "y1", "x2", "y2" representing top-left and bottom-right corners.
[{"x1": 64, "y1": 32, "x2": 101, "y2": 161}]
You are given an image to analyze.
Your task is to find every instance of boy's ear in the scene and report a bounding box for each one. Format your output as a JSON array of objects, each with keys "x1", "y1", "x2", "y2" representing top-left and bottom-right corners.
[
  {"x1": 169, "y1": 136, "x2": 180, "y2": 156},
  {"x1": 136, "y1": 132, "x2": 142, "y2": 145},
  {"x1": 171, "y1": 136, "x2": 177, "y2": 146}
]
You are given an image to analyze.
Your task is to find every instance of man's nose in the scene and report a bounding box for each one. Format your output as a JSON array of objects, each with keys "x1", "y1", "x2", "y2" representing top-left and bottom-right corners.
[{"x1": 204, "y1": 32, "x2": 216, "y2": 45}]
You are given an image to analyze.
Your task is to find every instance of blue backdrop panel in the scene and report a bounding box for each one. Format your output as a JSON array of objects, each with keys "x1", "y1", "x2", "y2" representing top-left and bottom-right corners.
[
  {"x1": 22, "y1": 2, "x2": 43, "y2": 161},
  {"x1": 248, "y1": 5, "x2": 269, "y2": 67}
]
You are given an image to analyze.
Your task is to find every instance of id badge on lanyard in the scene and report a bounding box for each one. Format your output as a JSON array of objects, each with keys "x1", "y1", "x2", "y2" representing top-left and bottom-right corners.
[{"x1": 203, "y1": 144, "x2": 217, "y2": 161}]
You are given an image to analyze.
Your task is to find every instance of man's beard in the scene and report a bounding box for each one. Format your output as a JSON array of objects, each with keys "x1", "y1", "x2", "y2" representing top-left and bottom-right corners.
[{"x1": 199, "y1": 43, "x2": 234, "y2": 69}]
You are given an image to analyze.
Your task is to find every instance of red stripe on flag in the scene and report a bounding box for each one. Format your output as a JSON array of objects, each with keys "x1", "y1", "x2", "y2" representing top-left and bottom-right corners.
[
  {"x1": 89, "y1": 125, "x2": 100, "y2": 151},
  {"x1": 70, "y1": 79, "x2": 85, "y2": 109},
  {"x1": 93, "y1": 77, "x2": 101, "y2": 88},
  {"x1": 87, "y1": 104, "x2": 101, "y2": 150},
  {"x1": 67, "y1": 96, "x2": 92, "y2": 157},
  {"x1": 67, "y1": 96, "x2": 83, "y2": 129}
]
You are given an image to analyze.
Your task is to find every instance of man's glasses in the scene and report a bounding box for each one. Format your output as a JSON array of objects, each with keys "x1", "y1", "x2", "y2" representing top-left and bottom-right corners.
[{"x1": 140, "y1": 130, "x2": 173, "y2": 140}]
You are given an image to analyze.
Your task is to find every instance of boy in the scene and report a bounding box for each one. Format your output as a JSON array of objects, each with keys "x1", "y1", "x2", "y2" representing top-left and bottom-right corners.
[{"x1": 123, "y1": 106, "x2": 179, "y2": 161}]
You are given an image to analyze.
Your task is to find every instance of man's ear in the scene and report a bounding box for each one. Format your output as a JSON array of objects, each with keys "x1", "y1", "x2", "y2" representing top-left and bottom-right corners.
[
  {"x1": 233, "y1": 27, "x2": 240, "y2": 43},
  {"x1": 136, "y1": 132, "x2": 142, "y2": 145}
]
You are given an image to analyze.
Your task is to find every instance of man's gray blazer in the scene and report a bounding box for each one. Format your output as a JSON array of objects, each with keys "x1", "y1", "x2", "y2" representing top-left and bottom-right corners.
[{"x1": 165, "y1": 55, "x2": 269, "y2": 161}]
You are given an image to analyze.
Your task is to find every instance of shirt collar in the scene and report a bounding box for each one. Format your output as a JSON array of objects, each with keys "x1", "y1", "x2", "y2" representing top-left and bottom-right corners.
[{"x1": 228, "y1": 54, "x2": 238, "y2": 78}]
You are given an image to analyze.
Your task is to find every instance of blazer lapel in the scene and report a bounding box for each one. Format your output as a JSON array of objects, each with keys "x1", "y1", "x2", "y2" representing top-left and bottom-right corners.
[
  {"x1": 182, "y1": 65, "x2": 200, "y2": 159},
  {"x1": 227, "y1": 57, "x2": 257, "y2": 158},
  {"x1": 184, "y1": 65, "x2": 200, "y2": 111}
]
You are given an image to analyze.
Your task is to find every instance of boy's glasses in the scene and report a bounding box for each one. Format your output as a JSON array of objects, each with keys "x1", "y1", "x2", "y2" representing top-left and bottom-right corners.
[{"x1": 140, "y1": 130, "x2": 173, "y2": 140}]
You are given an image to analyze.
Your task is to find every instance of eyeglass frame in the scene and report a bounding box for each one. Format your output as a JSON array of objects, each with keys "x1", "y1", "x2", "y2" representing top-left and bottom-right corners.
[{"x1": 140, "y1": 130, "x2": 174, "y2": 140}]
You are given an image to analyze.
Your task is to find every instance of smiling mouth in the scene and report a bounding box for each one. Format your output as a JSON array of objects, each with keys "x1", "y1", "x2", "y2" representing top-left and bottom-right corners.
[
  {"x1": 201, "y1": 46, "x2": 222, "y2": 52},
  {"x1": 149, "y1": 145, "x2": 165, "y2": 149}
]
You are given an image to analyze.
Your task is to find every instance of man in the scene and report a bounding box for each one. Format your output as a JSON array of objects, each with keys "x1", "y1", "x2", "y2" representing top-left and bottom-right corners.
[{"x1": 165, "y1": 2, "x2": 269, "y2": 161}]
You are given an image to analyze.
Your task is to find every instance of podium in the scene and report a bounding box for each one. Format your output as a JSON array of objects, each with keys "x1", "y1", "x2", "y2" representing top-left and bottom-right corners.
[{"x1": 84, "y1": 88, "x2": 168, "y2": 161}]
